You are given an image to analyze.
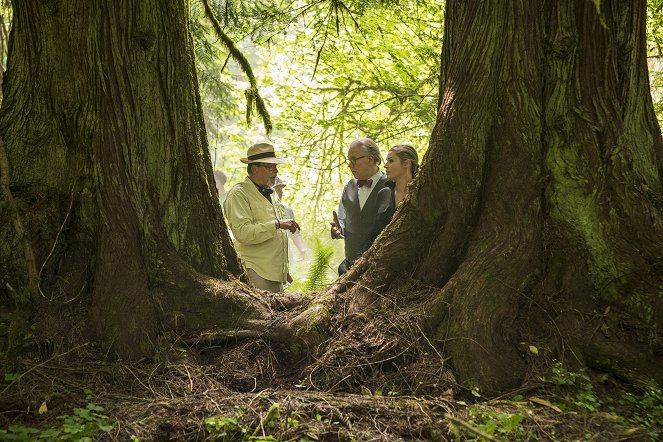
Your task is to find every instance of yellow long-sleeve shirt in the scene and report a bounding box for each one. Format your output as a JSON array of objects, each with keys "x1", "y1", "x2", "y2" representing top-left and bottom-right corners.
[{"x1": 223, "y1": 177, "x2": 288, "y2": 282}]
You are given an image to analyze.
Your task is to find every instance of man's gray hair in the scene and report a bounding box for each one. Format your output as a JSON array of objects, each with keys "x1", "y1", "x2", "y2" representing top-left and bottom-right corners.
[{"x1": 351, "y1": 137, "x2": 382, "y2": 165}]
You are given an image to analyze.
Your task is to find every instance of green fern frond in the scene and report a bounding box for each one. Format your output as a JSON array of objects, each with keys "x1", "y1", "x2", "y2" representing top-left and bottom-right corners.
[{"x1": 304, "y1": 238, "x2": 334, "y2": 292}]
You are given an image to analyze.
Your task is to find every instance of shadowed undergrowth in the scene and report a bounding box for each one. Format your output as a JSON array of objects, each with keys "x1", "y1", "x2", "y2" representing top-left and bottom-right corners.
[{"x1": 1, "y1": 297, "x2": 660, "y2": 441}]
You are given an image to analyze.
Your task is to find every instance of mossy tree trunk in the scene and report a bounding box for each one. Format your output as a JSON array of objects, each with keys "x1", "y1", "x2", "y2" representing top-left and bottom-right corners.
[
  {"x1": 0, "y1": 0, "x2": 267, "y2": 359},
  {"x1": 324, "y1": 0, "x2": 663, "y2": 394}
]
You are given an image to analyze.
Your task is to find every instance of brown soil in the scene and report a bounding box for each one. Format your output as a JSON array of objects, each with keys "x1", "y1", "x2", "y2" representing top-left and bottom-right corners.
[
  {"x1": 0, "y1": 291, "x2": 660, "y2": 441},
  {"x1": 1, "y1": 334, "x2": 659, "y2": 442}
]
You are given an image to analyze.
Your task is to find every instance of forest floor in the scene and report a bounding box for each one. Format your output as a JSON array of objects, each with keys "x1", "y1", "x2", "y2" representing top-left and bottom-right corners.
[{"x1": 1, "y1": 336, "x2": 661, "y2": 442}]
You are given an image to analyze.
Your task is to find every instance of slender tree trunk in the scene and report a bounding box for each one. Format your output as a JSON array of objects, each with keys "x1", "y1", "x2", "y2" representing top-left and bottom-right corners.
[
  {"x1": 320, "y1": 0, "x2": 663, "y2": 395},
  {"x1": 0, "y1": 0, "x2": 263, "y2": 359}
]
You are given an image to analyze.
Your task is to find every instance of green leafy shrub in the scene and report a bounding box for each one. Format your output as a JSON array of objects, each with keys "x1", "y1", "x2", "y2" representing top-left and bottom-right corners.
[
  {"x1": 0, "y1": 401, "x2": 114, "y2": 441},
  {"x1": 206, "y1": 415, "x2": 247, "y2": 441},
  {"x1": 466, "y1": 409, "x2": 526, "y2": 439},
  {"x1": 288, "y1": 237, "x2": 334, "y2": 292},
  {"x1": 619, "y1": 386, "x2": 663, "y2": 438},
  {"x1": 206, "y1": 403, "x2": 319, "y2": 442},
  {"x1": 548, "y1": 361, "x2": 602, "y2": 412},
  {"x1": 303, "y1": 238, "x2": 334, "y2": 292}
]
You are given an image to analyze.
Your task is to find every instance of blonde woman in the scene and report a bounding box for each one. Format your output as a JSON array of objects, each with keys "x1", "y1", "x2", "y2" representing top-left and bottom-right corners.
[{"x1": 384, "y1": 144, "x2": 419, "y2": 206}]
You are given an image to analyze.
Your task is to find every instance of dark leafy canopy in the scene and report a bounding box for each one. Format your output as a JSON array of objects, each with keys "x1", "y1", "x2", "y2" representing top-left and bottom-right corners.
[
  {"x1": 201, "y1": 0, "x2": 435, "y2": 38},
  {"x1": 193, "y1": 0, "x2": 442, "y2": 129}
]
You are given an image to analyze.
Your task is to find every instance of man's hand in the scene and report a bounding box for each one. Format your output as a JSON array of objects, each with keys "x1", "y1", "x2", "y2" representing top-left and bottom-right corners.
[
  {"x1": 277, "y1": 218, "x2": 300, "y2": 234},
  {"x1": 330, "y1": 210, "x2": 344, "y2": 239}
]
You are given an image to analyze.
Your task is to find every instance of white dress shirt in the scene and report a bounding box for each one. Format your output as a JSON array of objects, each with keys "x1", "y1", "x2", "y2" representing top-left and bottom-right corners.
[{"x1": 358, "y1": 169, "x2": 383, "y2": 209}]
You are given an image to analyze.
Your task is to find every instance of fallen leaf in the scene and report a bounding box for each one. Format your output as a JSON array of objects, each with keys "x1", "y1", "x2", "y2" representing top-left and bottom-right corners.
[
  {"x1": 593, "y1": 412, "x2": 622, "y2": 421},
  {"x1": 529, "y1": 396, "x2": 562, "y2": 412}
]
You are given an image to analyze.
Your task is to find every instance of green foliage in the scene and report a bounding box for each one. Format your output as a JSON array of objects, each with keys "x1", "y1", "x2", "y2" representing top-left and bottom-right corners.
[
  {"x1": 58, "y1": 403, "x2": 114, "y2": 440},
  {"x1": 195, "y1": 0, "x2": 663, "y2": 233},
  {"x1": 465, "y1": 408, "x2": 527, "y2": 440},
  {"x1": 648, "y1": 0, "x2": 663, "y2": 123},
  {"x1": 256, "y1": 1, "x2": 441, "y2": 225},
  {"x1": 205, "y1": 404, "x2": 318, "y2": 441},
  {"x1": 206, "y1": 415, "x2": 246, "y2": 440},
  {"x1": 618, "y1": 386, "x2": 663, "y2": 438},
  {"x1": 547, "y1": 361, "x2": 602, "y2": 412},
  {"x1": 303, "y1": 237, "x2": 334, "y2": 291},
  {"x1": 199, "y1": 0, "x2": 273, "y2": 134},
  {"x1": 190, "y1": 0, "x2": 273, "y2": 136},
  {"x1": 286, "y1": 234, "x2": 337, "y2": 292},
  {"x1": 0, "y1": 401, "x2": 114, "y2": 441},
  {"x1": 538, "y1": 362, "x2": 663, "y2": 439}
]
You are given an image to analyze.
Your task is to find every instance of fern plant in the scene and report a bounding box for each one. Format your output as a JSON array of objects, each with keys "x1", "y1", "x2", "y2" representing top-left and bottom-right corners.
[{"x1": 303, "y1": 238, "x2": 334, "y2": 292}]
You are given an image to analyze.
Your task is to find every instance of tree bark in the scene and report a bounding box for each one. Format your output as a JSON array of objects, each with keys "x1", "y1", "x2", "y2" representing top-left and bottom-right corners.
[
  {"x1": 0, "y1": 0, "x2": 262, "y2": 358},
  {"x1": 323, "y1": 0, "x2": 663, "y2": 395}
]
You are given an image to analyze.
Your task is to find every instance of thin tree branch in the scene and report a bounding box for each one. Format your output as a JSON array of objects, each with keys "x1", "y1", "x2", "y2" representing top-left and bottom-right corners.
[{"x1": 199, "y1": 0, "x2": 272, "y2": 134}]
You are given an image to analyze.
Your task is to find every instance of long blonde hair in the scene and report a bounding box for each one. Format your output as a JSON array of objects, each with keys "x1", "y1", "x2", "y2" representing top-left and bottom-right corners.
[{"x1": 389, "y1": 144, "x2": 419, "y2": 177}]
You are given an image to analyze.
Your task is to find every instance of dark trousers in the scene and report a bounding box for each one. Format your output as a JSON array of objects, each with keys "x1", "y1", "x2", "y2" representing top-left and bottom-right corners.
[{"x1": 337, "y1": 259, "x2": 352, "y2": 276}]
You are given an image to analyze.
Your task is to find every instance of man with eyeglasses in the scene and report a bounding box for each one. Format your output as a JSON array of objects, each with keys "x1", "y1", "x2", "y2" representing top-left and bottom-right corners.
[
  {"x1": 330, "y1": 137, "x2": 394, "y2": 275},
  {"x1": 223, "y1": 142, "x2": 300, "y2": 292}
]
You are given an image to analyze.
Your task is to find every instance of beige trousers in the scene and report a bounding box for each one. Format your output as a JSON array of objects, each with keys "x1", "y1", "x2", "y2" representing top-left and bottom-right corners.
[{"x1": 246, "y1": 268, "x2": 283, "y2": 292}]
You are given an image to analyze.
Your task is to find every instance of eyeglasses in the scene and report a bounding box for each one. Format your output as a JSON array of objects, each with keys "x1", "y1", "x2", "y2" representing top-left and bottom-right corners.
[
  {"x1": 255, "y1": 163, "x2": 278, "y2": 171},
  {"x1": 346, "y1": 155, "x2": 367, "y2": 166}
]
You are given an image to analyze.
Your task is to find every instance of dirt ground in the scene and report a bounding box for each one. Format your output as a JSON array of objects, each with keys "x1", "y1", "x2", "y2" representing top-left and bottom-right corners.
[{"x1": 1, "y1": 335, "x2": 660, "y2": 442}]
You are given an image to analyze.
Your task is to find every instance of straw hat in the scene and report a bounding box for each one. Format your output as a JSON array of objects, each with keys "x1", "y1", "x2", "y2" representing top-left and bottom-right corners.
[{"x1": 240, "y1": 142, "x2": 288, "y2": 164}]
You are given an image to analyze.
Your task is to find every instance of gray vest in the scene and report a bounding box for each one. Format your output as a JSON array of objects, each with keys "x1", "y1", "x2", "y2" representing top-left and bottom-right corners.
[{"x1": 341, "y1": 173, "x2": 394, "y2": 264}]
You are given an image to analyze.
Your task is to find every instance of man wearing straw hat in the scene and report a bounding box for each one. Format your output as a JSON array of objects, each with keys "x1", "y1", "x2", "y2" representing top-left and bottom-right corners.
[{"x1": 223, "y1": 142, "x2": 300, "y2": 292}]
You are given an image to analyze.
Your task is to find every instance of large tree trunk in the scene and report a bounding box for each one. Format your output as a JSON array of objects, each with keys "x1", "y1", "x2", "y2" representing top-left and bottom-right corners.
[
  {"x1": 315, "y1": 0, "x2": 663, "y2": 395},
  {"x1": 0, "y1": 0, "x2": 266, "y2": 358}
]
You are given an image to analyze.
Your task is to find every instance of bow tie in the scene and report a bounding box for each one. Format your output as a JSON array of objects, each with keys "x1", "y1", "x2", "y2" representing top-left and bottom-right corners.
[
  {"x1": 258, "y1": 186, "x2": 273, "y2": 201},
  {"x1": 357, "y1": 179, "x2": 373, "y2": 188}
]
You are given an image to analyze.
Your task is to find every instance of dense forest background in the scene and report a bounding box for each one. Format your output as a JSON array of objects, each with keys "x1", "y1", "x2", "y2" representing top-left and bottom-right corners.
[
  {"x1": 193, "y1": 0, "x2": 442, "y2": 281},
  {"x1": 194, "y1": 0, "x2": 441, "y2": 220}
]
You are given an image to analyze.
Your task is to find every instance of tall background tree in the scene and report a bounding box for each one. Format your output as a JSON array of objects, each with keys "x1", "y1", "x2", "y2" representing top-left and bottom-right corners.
[
  {"x1": 0, "y1": 0, "x2": 272, "y2": 360},
  {"x1": 0, "y1": 0, "x2": 443, "y2": 364},
  {"x1": 310, "y1": 0, "x2": 663, "y2": 395}
]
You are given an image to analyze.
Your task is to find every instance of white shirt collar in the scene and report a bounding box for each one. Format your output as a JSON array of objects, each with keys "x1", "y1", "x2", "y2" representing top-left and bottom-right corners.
[{"x1": 357, "y1": 169, "x2": 383, "y2": 209}]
